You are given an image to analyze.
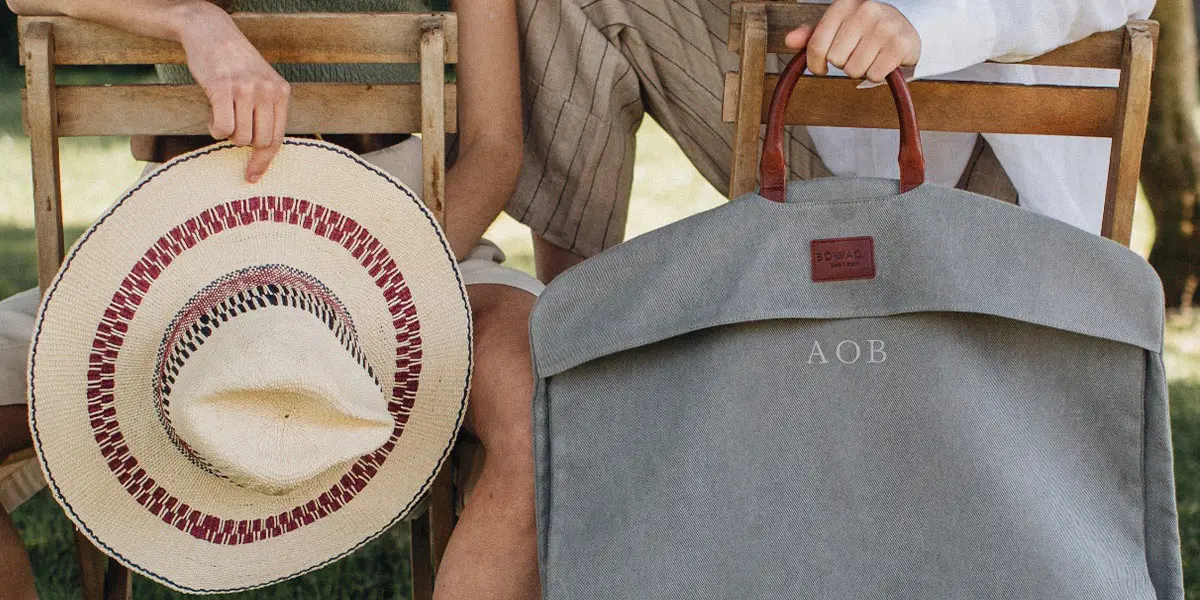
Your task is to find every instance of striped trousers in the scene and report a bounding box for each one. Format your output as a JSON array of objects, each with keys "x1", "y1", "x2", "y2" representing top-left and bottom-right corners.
[
  {"x1": 508, "y1": 0, "x2": 832, "y2": 258},
  {"x1": 506, "y1": 0, "x2": 1017, "y2": 258}
]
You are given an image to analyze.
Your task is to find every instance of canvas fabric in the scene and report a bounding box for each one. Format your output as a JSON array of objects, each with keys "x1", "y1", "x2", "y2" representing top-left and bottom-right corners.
[{"x1": 530, "y1": 177, "x2": 1182, "y2": 599}]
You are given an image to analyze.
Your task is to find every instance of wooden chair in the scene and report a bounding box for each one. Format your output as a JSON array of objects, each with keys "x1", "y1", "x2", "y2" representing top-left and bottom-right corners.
[
  {"x1": 17, "y1": 12, "x2": 459, "y2": 600},
  {"x1": 725, "y1": 1, "x2": 1158, "y2": 247}
]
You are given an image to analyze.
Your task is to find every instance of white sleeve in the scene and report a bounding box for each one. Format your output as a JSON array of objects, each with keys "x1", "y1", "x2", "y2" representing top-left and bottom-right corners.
[{"x1": 882, "y1": 0, "x2": 1156, "y2": 79}]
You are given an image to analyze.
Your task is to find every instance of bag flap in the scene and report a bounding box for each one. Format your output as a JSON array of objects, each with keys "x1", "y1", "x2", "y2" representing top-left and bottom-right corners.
[{"x1": 530, "y1": 178, "x2": 1165, "y2": 378}]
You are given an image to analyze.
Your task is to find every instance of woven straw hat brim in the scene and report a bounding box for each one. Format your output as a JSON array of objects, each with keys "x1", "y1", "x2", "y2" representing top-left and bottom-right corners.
[{"x1": 28, "y1": 139, "x2": 471, "y2": 594}]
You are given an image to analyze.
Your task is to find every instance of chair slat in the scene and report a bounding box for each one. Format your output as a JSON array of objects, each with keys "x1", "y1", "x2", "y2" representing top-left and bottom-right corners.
[
  {"x1": 420, "y1": 18, "x2": 447, "y2": 223},
  {"x1": 17, "y1": 13, "x2": 457, "y2": 65},
  {"x1": 22, "y1": 83, "x2": 458, "y2": 136},
  {"x1": 730, "y1": 4, "x2": 768, "y2": 199},
  {"x1": 1102, "y1": 22, "x2": 1157, "y2": 245},
  {"x1": 728, "y1": 2, "x2": 1131, "y2": 70},
  {"x1": 23, "y1": 21, "x2": 65, "y2": 292},
  {"x1": 722, "y1": 74, "x2": 1117, "y2": 138}
]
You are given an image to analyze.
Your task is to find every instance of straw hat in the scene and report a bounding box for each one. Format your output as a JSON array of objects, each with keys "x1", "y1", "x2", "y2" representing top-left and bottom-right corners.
[{"x1": 28, "y1": 139, "x2": 471, "y2": 593}]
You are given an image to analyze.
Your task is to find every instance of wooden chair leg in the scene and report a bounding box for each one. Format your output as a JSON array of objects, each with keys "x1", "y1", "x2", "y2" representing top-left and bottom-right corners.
[
  {"x1": 427, "y1": 466, "x2": 455, "y2": 571},
  {"x1": 103, "y1": 559, "x2": 133, "y2": 600},
  {"x1": 411, "y1": 16, "x2": 453, "y2": 598},
  {"x1": 408, "y1": 464, "x2": 456, "y2": 600},
  {"x1": 409, "y1": 510, "x2": 435, "y2": 600},
  {"x1": 74, "y1": 524, "x2": 132, "y2": 600},
  {"x1": 74, "y1": 529, "x2": 106, "y2": 600}
]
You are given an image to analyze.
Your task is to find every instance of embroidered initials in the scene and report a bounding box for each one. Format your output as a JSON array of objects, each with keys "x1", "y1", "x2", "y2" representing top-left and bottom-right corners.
[{"x1": 806, "y1": 339, "x2": 887, "y2": 364}]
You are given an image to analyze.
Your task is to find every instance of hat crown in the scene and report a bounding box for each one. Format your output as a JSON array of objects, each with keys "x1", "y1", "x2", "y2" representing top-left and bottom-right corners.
[{"x1": 155, "y1": 266, "x2": 391, "y2": 495}]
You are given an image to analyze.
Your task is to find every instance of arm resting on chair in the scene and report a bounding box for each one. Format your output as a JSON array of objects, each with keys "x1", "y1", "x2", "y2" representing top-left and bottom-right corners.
[
  {"x1": 7, "y1": 0, "x2": 290, "y2": 182},
  {"x1": 883, "y1": 0, "x2": 1155, "y2": 78},
  {"x1": 443, "y1": 0, "x2": 523, "y2": 260}
]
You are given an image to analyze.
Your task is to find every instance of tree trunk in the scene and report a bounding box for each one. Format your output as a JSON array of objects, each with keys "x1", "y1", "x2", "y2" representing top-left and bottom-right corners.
[{"x1": 1144, "y1": 0, "x2": 1200, "y2": 309}]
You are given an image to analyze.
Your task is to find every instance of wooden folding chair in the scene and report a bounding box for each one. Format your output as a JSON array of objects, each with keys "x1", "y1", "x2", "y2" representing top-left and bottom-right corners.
[
  {"x1": 18, "y1": 12, "x2": 459, "y2": 600},
  {"x1": 725, "y1": 1, "x2": 1158, "y2": 247}
]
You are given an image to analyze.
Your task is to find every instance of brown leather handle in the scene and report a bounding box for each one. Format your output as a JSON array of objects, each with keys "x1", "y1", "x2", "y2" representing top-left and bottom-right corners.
[{"x1": 759, "y1": 51, "x2": 925, "y2": 202}]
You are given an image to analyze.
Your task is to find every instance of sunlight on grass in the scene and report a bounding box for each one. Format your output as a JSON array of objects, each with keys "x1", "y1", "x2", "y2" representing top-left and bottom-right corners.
[{"x1": 0, "y1": 134, "x2": 146, "y2": 226}]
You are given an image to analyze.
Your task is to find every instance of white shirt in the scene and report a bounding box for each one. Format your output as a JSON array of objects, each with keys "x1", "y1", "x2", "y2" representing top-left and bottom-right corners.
[{"x1": 806, "y1": 0, "x2": 1155, "y2": 234}]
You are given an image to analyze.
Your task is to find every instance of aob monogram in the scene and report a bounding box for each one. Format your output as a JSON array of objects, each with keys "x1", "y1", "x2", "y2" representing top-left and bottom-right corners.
[{"x1": 806, "y1": 339, "x2": 887, "y2": 364}]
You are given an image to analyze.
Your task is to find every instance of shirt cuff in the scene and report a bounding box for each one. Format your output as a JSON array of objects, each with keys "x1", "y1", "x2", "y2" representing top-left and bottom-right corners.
[{"x1": 882, "y1": 0, "x2": 999, "y2": 79}]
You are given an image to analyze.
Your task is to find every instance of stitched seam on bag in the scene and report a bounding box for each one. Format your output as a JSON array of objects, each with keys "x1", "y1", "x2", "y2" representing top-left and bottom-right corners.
[
  {"x1": 746, "y1": 183, "x2": 932, "y2": 207},
  {"x1": 1141, "y1": 352, "x2": 1151, "y2": 572},
  {"x1": 537, "y1": 304, "x2": 1159, "y2": 376}
]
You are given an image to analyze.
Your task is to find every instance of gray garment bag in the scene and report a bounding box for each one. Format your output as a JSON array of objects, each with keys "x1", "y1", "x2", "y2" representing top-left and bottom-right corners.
[{"x1": 530, "y1": 52, "x2": 1183, "y2": 599}]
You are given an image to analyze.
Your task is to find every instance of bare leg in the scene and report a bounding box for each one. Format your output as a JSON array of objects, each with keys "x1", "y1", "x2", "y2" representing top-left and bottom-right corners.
[
  {"x1": 532, "y1": 233, "x2": 585, "y2": 284},
  {"x1": 433, "y1": 284, "x2": 540, "y2": 600},
  {"x1": 0, "y1": 405, "x2": 37, "y2": 600},
  {"x1": 0, "y1": 506, "x2": 37, "y2": 600}
]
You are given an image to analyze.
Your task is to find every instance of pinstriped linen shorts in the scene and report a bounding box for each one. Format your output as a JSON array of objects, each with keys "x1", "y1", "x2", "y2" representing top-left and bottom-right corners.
[
  {"x1": 507, "y1": 0, "x2": 833, "y2": 258},
  {"x1": 508, "y1": 0, "x2": 1018, "y2": 259}
]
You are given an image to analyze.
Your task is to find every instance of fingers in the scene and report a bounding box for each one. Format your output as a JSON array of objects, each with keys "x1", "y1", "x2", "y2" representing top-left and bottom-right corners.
[
  {"x1": 841, "y1": 26, "x2": 882, "y2": 80},
  {"x1": 800, "y1": 0, "x2": 920, "y2": 82},
  {"x1": 218, "y1": 76, "x2": 289, "y2": 182},
  {"x1": 806, "y1": 0, "x2": 858, "y2": 76},
  {"x1": 207, "y1": 84, "x2": 235, "y2": 141},
  {"x1": 183, "y1": 16, "x2": 291, "y2": 182},
  {"x1": 245, "y1": 102, "x2": 274, "y2": 183},
  {"x1": 784, "y1": 24, "x2": 813, "y2": 50},
  {"x1": 245, "y1": 81, "x2": 290, "y2": 183},
  {"x1": 865, "y1": 44, "x2": 904, "y2": 84},
  {"x1": 232, "y1": 86, "x2": 255, "y2": 147}
]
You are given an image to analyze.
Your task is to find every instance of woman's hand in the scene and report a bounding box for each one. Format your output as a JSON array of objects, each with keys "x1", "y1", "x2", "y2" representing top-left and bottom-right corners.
[
  {"x1": 174, "y1": 1, "x2": 290, "y2": 182},
  {"x1": 784, "y1": 0, "x2": 921, "y2": 83},
  {"x1": 5, "y1": 0, "x2": 292, "y2": 182}
]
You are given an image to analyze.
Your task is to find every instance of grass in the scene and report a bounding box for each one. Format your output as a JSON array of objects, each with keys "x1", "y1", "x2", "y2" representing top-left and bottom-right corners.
[{"x1": 0, "y1": 64, "x2": 1198, "y2": 597}]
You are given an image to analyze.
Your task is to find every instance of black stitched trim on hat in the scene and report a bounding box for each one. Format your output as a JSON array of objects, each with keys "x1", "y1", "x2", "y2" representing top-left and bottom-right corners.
[{"x1": 28, "y1": 139, "x2": 473, "y2": 594}]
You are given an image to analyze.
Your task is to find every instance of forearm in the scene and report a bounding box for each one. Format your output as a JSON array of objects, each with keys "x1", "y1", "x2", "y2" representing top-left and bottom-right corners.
[
  {"x1": 5, "y1": 0, "x2": 224, "y2": 43},
  {"x1": 444, "y1": 0, "x2": 522, "y2": 259},
  {"x1": 444, "y1": 141, "x2": 522, "y2": 260},
  {"x1": 8, "y1": 0, "x2": 289, "y2": 182},
  {"x1": 883, "y1": 0, "x2": 1154, "y2": 78}
]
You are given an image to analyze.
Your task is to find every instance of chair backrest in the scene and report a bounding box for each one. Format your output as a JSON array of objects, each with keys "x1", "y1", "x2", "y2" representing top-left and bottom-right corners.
[
  {"x1": 19, "y1": 12, "x2": 457, "y2": 287},
  {"x1": 724, "y1": 1, "x2": 1157, "y2": 247}
]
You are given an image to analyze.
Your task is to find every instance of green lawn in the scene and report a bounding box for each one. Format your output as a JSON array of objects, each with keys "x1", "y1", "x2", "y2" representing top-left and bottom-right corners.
[{"x1": 1, "y1": 64, "x2": 1199, "y2": 598}]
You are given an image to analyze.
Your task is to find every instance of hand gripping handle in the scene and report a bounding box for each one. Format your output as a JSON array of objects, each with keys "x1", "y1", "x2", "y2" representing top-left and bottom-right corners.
[{"x1": 759, "y1": 51, "x2": 926, "y2": 202}]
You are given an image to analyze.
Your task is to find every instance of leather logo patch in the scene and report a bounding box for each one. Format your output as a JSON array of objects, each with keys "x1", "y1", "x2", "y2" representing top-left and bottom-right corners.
[{"x1": 811, "y1": 237, "x2": 875, "y2": 282}]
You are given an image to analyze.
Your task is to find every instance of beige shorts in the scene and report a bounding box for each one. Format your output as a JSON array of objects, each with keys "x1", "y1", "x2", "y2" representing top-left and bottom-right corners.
[
  {"x1": 509, "y1": 0, "x2": 1018, "y2": 258},
  {"x1": 0, "y1": 138, "x2": 542, "y2": 510}
]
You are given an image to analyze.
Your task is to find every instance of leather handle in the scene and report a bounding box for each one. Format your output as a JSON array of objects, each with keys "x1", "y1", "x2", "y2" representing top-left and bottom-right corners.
[{"x1": 759, "y1": 51, "x2": 925, "y2": 203}]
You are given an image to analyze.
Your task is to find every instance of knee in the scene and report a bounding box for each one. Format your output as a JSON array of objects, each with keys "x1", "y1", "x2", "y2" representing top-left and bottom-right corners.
[
  {"x1": 468, "y1": 285, "x2": 536, "y2": 345},
  {"x1": 464, "y1": 284, "x2": 538, "y2": 464}
]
